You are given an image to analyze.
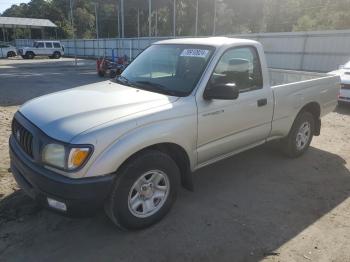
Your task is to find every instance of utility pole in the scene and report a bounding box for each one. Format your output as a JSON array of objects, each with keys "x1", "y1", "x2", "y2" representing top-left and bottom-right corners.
[
  {"x1": 121, "y1": 0, "x2": 124, "y2": 38},
  {"x1": 95, "y1": 2, "x2": 99, "y2": 57},
  {"x1": 137, "y1": 8, "x2": 140, "y2": 38},
  {"x1": 70, "y1": 0, "x2": 77, "y2": 66},
  {"x1": 148, "y1": 0, "x2": 152, "y2": 37},
  {"x1": 155, "y1": 9, "x2": 158, "y2": 37},
  {"x1": 195, "y1": 0, "x2": 199, "y2": 36},
  {"x1": 95, "y1": 3, "x2": 99, "y2": 39},
  {"x1": 213, "y1": 0, "x2": 216, "y2": 36},
  {"x1": 2, "y1": 26, "x2": 6, "y2": 42},
  {"x1": 117, "y1": 0, "x2": 120, "y2": 37},
  {"x1": 173, "y1": 0, "x2": 176, "y2": 37}
]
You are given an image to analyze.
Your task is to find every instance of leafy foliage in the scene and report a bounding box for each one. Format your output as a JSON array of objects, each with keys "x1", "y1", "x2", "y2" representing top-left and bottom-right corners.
[{"x1": 1, "y1": 0, "x2": 350, "y2": 39}]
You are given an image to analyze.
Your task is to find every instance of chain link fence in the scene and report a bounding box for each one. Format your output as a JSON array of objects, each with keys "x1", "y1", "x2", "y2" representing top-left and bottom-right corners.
[{"x1": 15, "y1": 29, "x2": 350, "y2": 72}]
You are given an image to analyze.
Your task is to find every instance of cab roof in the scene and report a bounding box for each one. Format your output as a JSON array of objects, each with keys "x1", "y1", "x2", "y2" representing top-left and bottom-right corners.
[{"x1": 154, "y1": 37, "x2": 259, "y2": 47}]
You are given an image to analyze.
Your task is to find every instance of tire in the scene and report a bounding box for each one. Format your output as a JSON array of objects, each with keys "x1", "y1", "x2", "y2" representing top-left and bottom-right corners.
[
  {"x1": 105, "y1": 150, "x2": 180, "y2": 230},
  {"x1": 282, "y1": 111, "x2": 315, "y2": 158},
  {"x1": 52, "y1": 51, "x2": 61, "y2": 59},
  {"x1": 7, "y1": 51, "x2": 15, "y2": 58},
  {"x1": 109, "y1": 70, "x2": 117, "y2": 78},
  {"x1": 98, "y1": 70, "x2": 105, "y2": 77},
  {"x1": 26, "y1": 52, "x2": 34, "y2": 59},
  {"x1": 21, "y1": 55, "x2": 27, "y2": 59}
]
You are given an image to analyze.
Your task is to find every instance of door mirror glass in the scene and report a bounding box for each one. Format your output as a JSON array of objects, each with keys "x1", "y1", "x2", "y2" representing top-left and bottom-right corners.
[{"x1": 203, "y1": 83, "x2": 239, "y2": 100}]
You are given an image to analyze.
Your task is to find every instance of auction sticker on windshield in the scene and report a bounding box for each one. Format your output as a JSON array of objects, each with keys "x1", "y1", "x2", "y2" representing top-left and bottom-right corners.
[{"x1": 180, "y1": 49, "x2": 209, "y2": 58}]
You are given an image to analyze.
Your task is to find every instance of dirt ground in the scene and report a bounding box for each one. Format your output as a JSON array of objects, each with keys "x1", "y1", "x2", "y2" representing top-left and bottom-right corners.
[{"x1": 1, "y1": 58, "x2": 350, "y2": 262}]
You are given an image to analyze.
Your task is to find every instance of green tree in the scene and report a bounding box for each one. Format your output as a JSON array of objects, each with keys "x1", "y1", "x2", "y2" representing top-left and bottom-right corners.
[{"x1": 1, "y1": 0, "x2": 350, "y2": 39}]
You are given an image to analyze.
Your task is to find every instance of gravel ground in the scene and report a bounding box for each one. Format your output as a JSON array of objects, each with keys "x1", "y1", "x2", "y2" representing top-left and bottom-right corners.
[{"x1": 0, "y1": 58, "x2": 350, "y2": 262}]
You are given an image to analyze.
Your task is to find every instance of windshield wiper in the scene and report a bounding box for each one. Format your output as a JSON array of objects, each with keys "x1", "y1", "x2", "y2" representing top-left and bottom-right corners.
[
  {"x1": 116, "y1": 75, "x2": 135, "y2": 87},
  {"x1": 135, "y1": 81, "x2": 182, "y2": 96}
]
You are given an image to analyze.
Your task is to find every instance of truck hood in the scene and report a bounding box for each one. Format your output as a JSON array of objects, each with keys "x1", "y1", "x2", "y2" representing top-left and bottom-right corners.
[{"x1": 19, "y1": 80, "x2": 179, "y2": 142}]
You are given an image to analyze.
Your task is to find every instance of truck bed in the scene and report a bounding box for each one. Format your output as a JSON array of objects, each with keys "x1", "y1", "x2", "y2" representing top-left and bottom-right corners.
[
  {"x1": 269, "y1": 69, "x2": 329, "y2": 86},
  {"x1": 268, "y1": 68, "x2": 340, "y2": 140}
]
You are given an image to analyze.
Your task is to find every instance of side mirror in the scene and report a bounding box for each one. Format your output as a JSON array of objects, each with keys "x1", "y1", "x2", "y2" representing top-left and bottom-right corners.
[{"x1": 203, "y1": 83, "x2": 239, "y2": 100}]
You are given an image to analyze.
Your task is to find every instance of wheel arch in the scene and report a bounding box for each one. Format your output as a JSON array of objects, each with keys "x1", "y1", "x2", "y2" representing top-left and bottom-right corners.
[
  {"x1": 25, "y1": 50, "x2": 35, "y2": 56},
  {"x1": 117, "y1": 143, "x2": 194, "y2": 191},
  {"x1": 298, "y1": 102, "x2": 321, "y2": 136}
]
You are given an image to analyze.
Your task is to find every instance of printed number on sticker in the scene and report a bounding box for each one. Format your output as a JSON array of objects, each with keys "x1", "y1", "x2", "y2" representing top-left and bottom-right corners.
[{"x1": 180, "y1": 49, "x2": 209, "y2": 58}]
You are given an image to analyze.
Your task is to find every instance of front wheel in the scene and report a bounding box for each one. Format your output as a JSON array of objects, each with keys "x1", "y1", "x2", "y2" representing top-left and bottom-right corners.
[
  {"x1": 282, "y1": 111, "x2": 315, "y2": 158},
  {"x1": 105, "y1": 150, "x2": 180, "y2": 230},
  {"x1": 52, "y1": 51, "x2": 61, "y2": 59},
  {"x1": 26, "y1": 52, "x2": 34, "y2": 59}
]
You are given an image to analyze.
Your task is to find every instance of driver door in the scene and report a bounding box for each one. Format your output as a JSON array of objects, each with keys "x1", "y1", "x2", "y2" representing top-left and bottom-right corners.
[
  {"x1": 34, "y1": 42, "x2": 44, "y2": 55},
  {"x1": 196, "y1": 46, "x2": 273, "y2": 165}
]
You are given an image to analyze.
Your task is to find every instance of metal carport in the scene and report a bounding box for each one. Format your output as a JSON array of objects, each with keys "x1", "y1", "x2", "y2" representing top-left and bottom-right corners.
[{"x1": 0, "y1": 17, "x2": 57, "y2": 43}]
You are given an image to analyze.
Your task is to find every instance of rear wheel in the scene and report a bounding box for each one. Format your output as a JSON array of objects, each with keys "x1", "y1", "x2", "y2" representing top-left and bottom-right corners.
[
  {"x1": 105, "y1": 150, "x2": 180, "y2": 230},
  {"x1": 98, "y1": 70, "x2": 105, "y2": 77},
  {"x1": 7, "y1": 51, "x2": 16, "y2": 58},
  {"x1": 109, "y1": 70, "x2": 117, "y2": 78},
  {"x1": 282, "y1": 111, "x2": 315, "y2": 158}
]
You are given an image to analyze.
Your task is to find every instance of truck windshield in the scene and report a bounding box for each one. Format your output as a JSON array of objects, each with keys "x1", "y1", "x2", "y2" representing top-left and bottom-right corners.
[
  {"x1": 118, "y1": 44, "x2": 214, "y2": 97},
  {"x1": 344, "y1": 61, "x2": 350, "y2": 69}
]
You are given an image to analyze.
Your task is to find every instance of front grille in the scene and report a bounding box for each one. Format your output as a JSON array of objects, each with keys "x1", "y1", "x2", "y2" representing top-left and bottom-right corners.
[
  {"x1": 12, "y1": 118, "x2": 34, "y2": 158},
  {"x1": 341, "y1": 84, "x2": 350, "y2": 90}
]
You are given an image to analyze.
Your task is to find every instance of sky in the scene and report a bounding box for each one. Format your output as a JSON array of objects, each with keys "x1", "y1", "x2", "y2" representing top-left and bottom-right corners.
[{"x1": 0, "y1": 0, "x2": 30, "y2": 13}]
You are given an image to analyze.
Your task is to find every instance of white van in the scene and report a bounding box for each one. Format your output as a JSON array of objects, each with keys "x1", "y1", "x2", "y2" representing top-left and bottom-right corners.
[{"x1": 18, "y1": 41, "x2": 64, "y2": 59}]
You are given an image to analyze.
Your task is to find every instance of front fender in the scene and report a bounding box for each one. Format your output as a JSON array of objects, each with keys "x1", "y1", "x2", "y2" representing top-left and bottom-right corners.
[{"x1": 85, "y1": 114, "x2": 197, "y2": 178}]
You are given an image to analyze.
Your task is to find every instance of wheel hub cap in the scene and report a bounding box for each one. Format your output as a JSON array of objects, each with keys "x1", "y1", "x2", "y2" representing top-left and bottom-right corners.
[
  {"x1": 128, "y1": 170, "x2": 170, "y2": 218},
  {"x1": 296, "y1": 121, "x2": 311, "y2": 150},
  {"x1": 140, "y1": 183, "x2": 154, "y2": 198}
]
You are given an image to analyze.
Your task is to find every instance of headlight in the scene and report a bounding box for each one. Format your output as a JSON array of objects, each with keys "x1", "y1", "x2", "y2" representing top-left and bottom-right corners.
[
  {"x1": 42, "y1": 144, "x2": 65, "y2": 169},
  {"x1": 42, "y1": 144, "x2": 92, "y2": 170}
]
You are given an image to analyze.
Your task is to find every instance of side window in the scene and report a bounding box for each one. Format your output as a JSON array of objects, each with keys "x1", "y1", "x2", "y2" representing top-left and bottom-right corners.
[
  {"x1": 53, "y1": 43, "x2": 61, "y2": 48},
  {"x1": 210, "y1": 46, "x2": 263, "y2": 93},
  {"x1": 36, "y1": 42, "x2": 44, "y2": 48},
  {"x1": 45, "y1": 42, "x2": 53, "y2": 48}
]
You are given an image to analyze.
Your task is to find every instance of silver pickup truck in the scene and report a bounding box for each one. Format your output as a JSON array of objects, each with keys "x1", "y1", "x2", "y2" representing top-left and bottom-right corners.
[{"x1": 10, "y1": 37, "x2": 340, "y2": 229}]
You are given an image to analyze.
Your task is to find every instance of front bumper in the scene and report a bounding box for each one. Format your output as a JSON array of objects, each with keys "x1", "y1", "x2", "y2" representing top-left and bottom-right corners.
[{"x1": 10, "y1": 136, "x2": 115, "y2": 216}]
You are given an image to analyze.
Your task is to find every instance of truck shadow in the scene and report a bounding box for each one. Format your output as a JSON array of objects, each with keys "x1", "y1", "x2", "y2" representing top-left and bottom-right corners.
[
  {"x1": 335, "y1": 103, "x2": 350, "y2": 116},
  {"x1": 0, "y1": 59, "x2": 105, "y2": 107},
  {"x1": 0, "y1": 145, "x2": 349, "y2": 261}
]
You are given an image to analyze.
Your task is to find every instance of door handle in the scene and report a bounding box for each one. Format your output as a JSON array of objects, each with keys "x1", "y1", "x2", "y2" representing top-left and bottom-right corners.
[{"x1": 257, "y1": 98, "x2": 268, "y2": 107}]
